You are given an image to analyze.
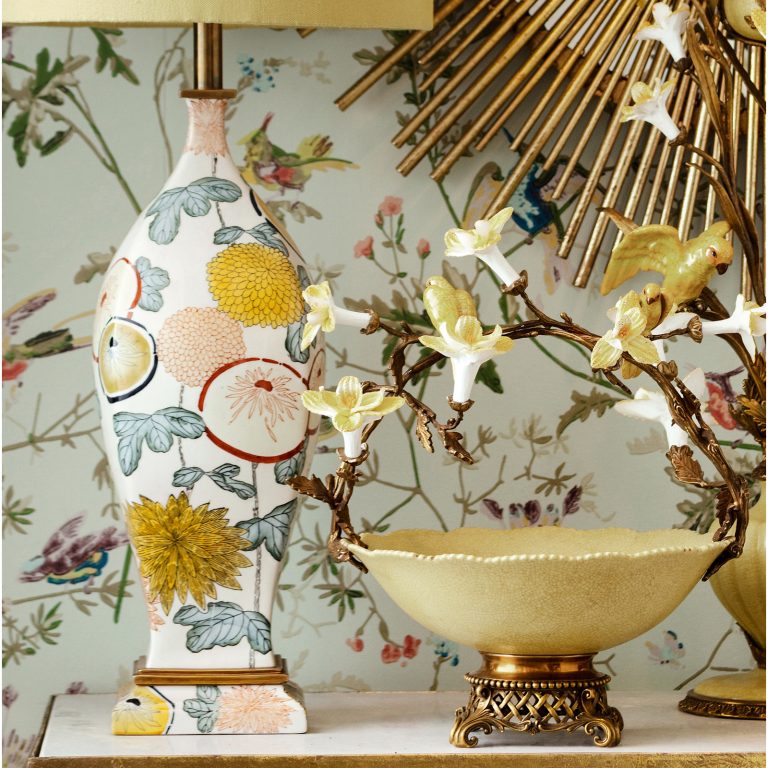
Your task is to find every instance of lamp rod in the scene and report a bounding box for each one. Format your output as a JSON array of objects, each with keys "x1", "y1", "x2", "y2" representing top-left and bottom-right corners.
[{"x1": 181, "y1": 22, "x2": 236, "y2": 99}]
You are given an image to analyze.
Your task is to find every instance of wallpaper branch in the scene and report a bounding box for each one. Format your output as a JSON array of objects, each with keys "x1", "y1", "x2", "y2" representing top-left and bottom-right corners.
[{"x1": 1, "y1": 16, "x2": 762, "y2": 763}]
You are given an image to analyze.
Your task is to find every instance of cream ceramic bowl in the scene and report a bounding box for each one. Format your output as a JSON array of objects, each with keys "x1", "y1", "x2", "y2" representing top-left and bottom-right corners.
[{"x1": 347, "y1": 527, "x2": 728, "y2": 655}]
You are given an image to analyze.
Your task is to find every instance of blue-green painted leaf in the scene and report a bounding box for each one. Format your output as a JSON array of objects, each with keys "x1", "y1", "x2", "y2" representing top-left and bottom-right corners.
[
  {"x1": 193, "y1": 178, "x2": 242, "y2": 203},
  {"x1": 117, "y1": 433, "x2": 142, "y2": 476},
  {"x1": 135, "y1": 257, "x2": 170, "y2": 312},
  {"x1": 207, "y1": 471, "x2": 256, "y2": 500},
  {"x1": 173, "y1": 601, "x2": 272, "y2": 654},
  {"x1": 158, "y1": 407, "x2": 206, "y2": 439},
  {"x1": 213, "y1": 463, "x2": 240, "y2": 478},
  {"x1": 197, "y1": 713, "x2": 216, "y2": 733},
  {"x1": 213, "y1": 226, "x2": 245, "y2": 245},
  {"x1": 274, "y1": 441, "x2": 307, "y2": 484},
  {"x1": 182, "y1": 695, "x2": 218, "y2": 734},
  {"x1": 247, "y1": 222, "x2": 288, "y2": 255},
  {"x1": 145, "y1": 178, "x2": 240, "y2": 245},
  {"x1": 236, "y1": 500, "x2": 296, "y2": 561},
  {"x1": 143, "y1": 416, "x2": 173, "y2": 452},
  {"x1": 173, "y1": 466, "x2": 205, "y2": 488},
  {"x1": 197, "y1": 686, "x2": 219, "y2": 704},
  {"x1": 285, "y1": 265, "x2": 310, "y2": 363},
  {"x1": 113, "y1": 408, "x2": 204, "y2": 475},
  {"x1": 181, "y1": 189, "x2": 211, "y2": 217}
]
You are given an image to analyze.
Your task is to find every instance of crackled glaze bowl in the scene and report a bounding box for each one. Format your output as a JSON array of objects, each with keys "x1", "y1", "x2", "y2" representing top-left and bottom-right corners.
[{"x1": 347, "y1": 526, "x2": 728, "y2": 655}]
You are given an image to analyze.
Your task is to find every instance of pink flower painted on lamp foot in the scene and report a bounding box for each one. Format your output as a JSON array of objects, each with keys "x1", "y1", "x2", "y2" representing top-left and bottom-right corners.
[
  {"x1": 2, "y1": 359, "x2": 27, "y2": 382},
  {"x1": 353, "y1": 235, "x2": 374, "y2": 259}
]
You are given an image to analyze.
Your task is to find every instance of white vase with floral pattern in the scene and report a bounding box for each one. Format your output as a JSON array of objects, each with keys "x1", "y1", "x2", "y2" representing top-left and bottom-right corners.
[{"x1": 93, "y1": 98, "x2": 324, "y2": 735}]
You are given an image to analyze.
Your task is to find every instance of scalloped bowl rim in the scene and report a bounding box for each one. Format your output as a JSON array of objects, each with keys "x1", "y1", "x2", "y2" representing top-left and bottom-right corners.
[{"x1": 348, "y1": 526, "x2": 730, "y2": 564}]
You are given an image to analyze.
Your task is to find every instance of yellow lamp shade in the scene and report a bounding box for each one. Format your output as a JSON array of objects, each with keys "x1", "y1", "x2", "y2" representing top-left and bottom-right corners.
[{"x1": 3, "y1": 0, "x2": 433, "y2": 29}]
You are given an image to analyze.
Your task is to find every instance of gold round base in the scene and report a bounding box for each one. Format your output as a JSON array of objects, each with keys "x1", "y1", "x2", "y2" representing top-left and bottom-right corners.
[
  {"x1": 450, "y1": 653, "x2": 623, "y2": 748},
  {"x1": 679, "y1": 690, "x2": 766, "y2": 720}
]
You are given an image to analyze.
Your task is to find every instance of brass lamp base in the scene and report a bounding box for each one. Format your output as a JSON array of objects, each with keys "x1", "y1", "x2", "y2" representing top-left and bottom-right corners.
[
  {"x1": 679, "y1": 667, "x2": 766, "y2": 720},
  {"x1": 450, "y1": 653, "x2": 623, "y2": 748}
]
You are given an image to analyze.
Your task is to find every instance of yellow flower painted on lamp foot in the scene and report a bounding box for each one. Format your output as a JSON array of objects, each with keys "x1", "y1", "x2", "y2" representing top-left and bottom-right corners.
[
  {"x1": 112, "y1": 686, "x2": 173, "y2": 735},
  {"x1": 207, "y1": 243, "x2": 304, "y2": 328},
  {"x1": 125, "y1": 492, "x2": 251, "y2": 615}
]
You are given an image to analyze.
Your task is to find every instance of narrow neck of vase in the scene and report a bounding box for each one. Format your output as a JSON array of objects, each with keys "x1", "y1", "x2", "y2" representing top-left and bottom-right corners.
[{"x1": 183, "y1": 98, "x2": 231, "y2": 158}]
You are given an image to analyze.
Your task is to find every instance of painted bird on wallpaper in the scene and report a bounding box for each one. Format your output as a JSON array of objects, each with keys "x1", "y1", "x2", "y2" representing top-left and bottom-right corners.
[
  {"x1": 239, "y1": 113, "x2": 358, "y2": 193},
  {"x1": 600, "y1": 209, "x2": 733, "y2": 306},
  {"x1": 20, "y1": 515, "x2": 128, "y2": 585}
]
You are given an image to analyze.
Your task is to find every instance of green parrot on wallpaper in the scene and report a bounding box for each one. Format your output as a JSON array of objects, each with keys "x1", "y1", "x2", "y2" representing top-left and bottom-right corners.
[
  {"x1": 238, "y1": 112, "x2": 358, "y2": 193},
  {"x1": 600, "y1": 208, "x2": 734, "y2": 306}
]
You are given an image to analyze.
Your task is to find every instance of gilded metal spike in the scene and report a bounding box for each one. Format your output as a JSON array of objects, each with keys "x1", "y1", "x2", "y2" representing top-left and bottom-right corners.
[
  {"x1": 394, "y1": 0, "x2": 556, "y2": 169},
  {"x1": 418, "y1": 0, "x2": 516, "y2": 92},
  {"x1": 578, "y1": 48, "x2": 671, "y2": 286},
  {"x1": 432, "y1": 0, "x2": 605, "y2": 180},
  {"x1": 641, "y1": 74, "x2": 694, "y2": 225},
  {"x1": 678, "y1": 61, "x2": 722, "y2": 240},
  {"x1": 335, "y1": 0, "x2": 465, "y2": 111},
  {"x1": 658, "y1": 79, "x2": 699, "y2": 225},
  {"x1": 742, "y1": 43, "x2": 762, "y2": 299},
  {"x1": 418, "y1": 0, "x2": 498, "y2": 68},
  {"x1": 565, "y1": 38, "x2": 656, "y2": 283},
  {"x1": 542, "y1": 1, "x2": 647, "y2": 172},
  {"x1": 509, "y1": 0, "x2": 636, "y2": 156}
]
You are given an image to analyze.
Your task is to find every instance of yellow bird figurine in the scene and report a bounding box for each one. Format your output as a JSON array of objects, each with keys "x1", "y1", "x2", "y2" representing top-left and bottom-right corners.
[{"x1": 600, "y1": 209, "x2": 733, "y2": 305}]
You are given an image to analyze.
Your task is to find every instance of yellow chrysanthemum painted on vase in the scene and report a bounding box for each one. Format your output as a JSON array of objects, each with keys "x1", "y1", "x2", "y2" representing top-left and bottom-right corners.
[
  {"x1": 125, "y1": 492, "x2": 251, "y2": 614},
  {"x1": 207, "y1": 243, "x2": 304, "y2": 328}
]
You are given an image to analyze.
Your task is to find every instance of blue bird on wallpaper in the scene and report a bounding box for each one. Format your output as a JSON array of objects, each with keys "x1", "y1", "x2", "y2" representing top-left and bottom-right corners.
[{"x1": 20, "y1": 515, "x2": 128, "y2": 585}]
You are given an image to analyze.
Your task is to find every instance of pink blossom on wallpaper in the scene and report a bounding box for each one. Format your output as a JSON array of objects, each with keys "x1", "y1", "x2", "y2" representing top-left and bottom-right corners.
[
  {"x1": 346, "y1": 637, "x2": 364, "y2": 652},
  {"x1": 2, "y1": 359, "x2": 27, "y2": 382},
  {"x1": 402, "y1": 634, "x2": 421, "y2": 660},
  {"x1": 353, "y1": 236, "x2": 374, "y2": 259},
  {"x1": 706, "y1": 382, "x2": 737, "y2": 429},
  {"x1": 381, "y1": 643, "x2": 401, "y2": 664},
  {"x1": 374, "y1": 212, "x2": 384, "y2": 226},
  {"x1": 3, "y1": 686, "x2": 18, "y2": 708},
  {"x1": 378, "y1": 196, "x2": 403, "y2": 217},
  {"x1": 416, "y1": 238, "x2": 431, "y2": 258},
  {"x1": 65, "y1": 682, "x2": 88, "y2": 695}
]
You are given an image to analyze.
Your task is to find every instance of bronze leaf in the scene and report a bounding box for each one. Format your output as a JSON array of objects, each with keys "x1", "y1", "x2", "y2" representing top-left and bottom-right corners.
[{"x1": 666, "y1": 445, "x2": 705, "y2": 485}]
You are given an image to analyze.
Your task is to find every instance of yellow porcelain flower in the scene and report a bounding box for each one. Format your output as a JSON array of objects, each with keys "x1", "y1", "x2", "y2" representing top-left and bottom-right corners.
[
  {"x1": 300, "y1": 281, "x2": 370, "y2": 351},
  {"x1": 444, "y1": 208, "x2": 520, "y2": 286},
  {"x1": 207, "y1": 242, "x2": 303, "y2": 328},
  {"x1": 419, "y1": 277, "x2": 513, "y2": 402},
  {"x1": 125, "y1": 492, "x2": 251, "y2": 614},
  {"x1": 301, "y1": 375, "x2": 404, "y2": 458},
  {"x1": 620, "y1": 78, "x2": 679, "y2": 141},
  {"x1": 591, "y1": 291, "x2": 661, "y2": 371}
]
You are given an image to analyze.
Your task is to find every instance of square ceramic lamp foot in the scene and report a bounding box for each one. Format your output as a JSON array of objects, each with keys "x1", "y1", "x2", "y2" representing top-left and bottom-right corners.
[
  {"x1": 450, "y1": 653, "x2": 623, "y2": 748},
  {"x1": 111, "y1": 656, "x2": 307, "y2": 735}
]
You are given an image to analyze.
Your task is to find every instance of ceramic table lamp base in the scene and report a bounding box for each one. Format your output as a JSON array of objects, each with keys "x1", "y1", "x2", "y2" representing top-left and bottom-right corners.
[
  {"x1": 679, "y1": 481, "x2": 765, "y2": 721},
  {"x1": 92, "y1": 96, "x2": 323, "y2": 735},
  {"x1": 450, "y1": 653, "x2": 624, "y2": 748}
]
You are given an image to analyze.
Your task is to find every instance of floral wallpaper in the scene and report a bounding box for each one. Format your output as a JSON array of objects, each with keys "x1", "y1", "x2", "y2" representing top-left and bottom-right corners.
[{"x1": 2, "y1": 24, "x2": 761, "y2": 764}]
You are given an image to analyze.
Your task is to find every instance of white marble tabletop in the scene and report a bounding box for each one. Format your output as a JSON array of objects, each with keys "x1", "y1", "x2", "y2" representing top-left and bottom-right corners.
[{"x1": 30, "y1": 691, "x2": 766, "y2": 766}]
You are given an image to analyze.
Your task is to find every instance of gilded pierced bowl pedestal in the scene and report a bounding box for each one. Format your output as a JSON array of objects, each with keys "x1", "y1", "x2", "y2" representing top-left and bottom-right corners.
[
  {"x1": 347, "y1": 526, "x2": 728, "y2": 748},
  {"x1": 451, "y1": 653, "x2": 623, "y2": 748}
]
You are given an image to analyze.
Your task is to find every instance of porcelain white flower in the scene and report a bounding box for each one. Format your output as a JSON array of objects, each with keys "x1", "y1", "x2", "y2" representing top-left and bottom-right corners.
[
  {"x1": 419, "y1": 277, "x2": 513, "y2": 402},
  {"x1": 591, "y1": 291, "x2": 661, "y2": 370},
  {"x1": 700, "y1": 294, "x2": 767, "y2": 359},
  {"x1": 444, "y1": 207, "x2": 520, "y2": 286},
  {"x1": 301, "y1": 376, "x2": 404, "y2": 459},
  {"x1": 614, "y1": 368, "x2": 706, "y2": 448},
  {"x1": 300, "y1": 281, "x2": 371, "y2": 351},
  {"x1": 620, "y1": 79, "x2": 680, "y2": 141},
  {"x1": 636, "y1": 3, "x2": 690, "y2": 62}
]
